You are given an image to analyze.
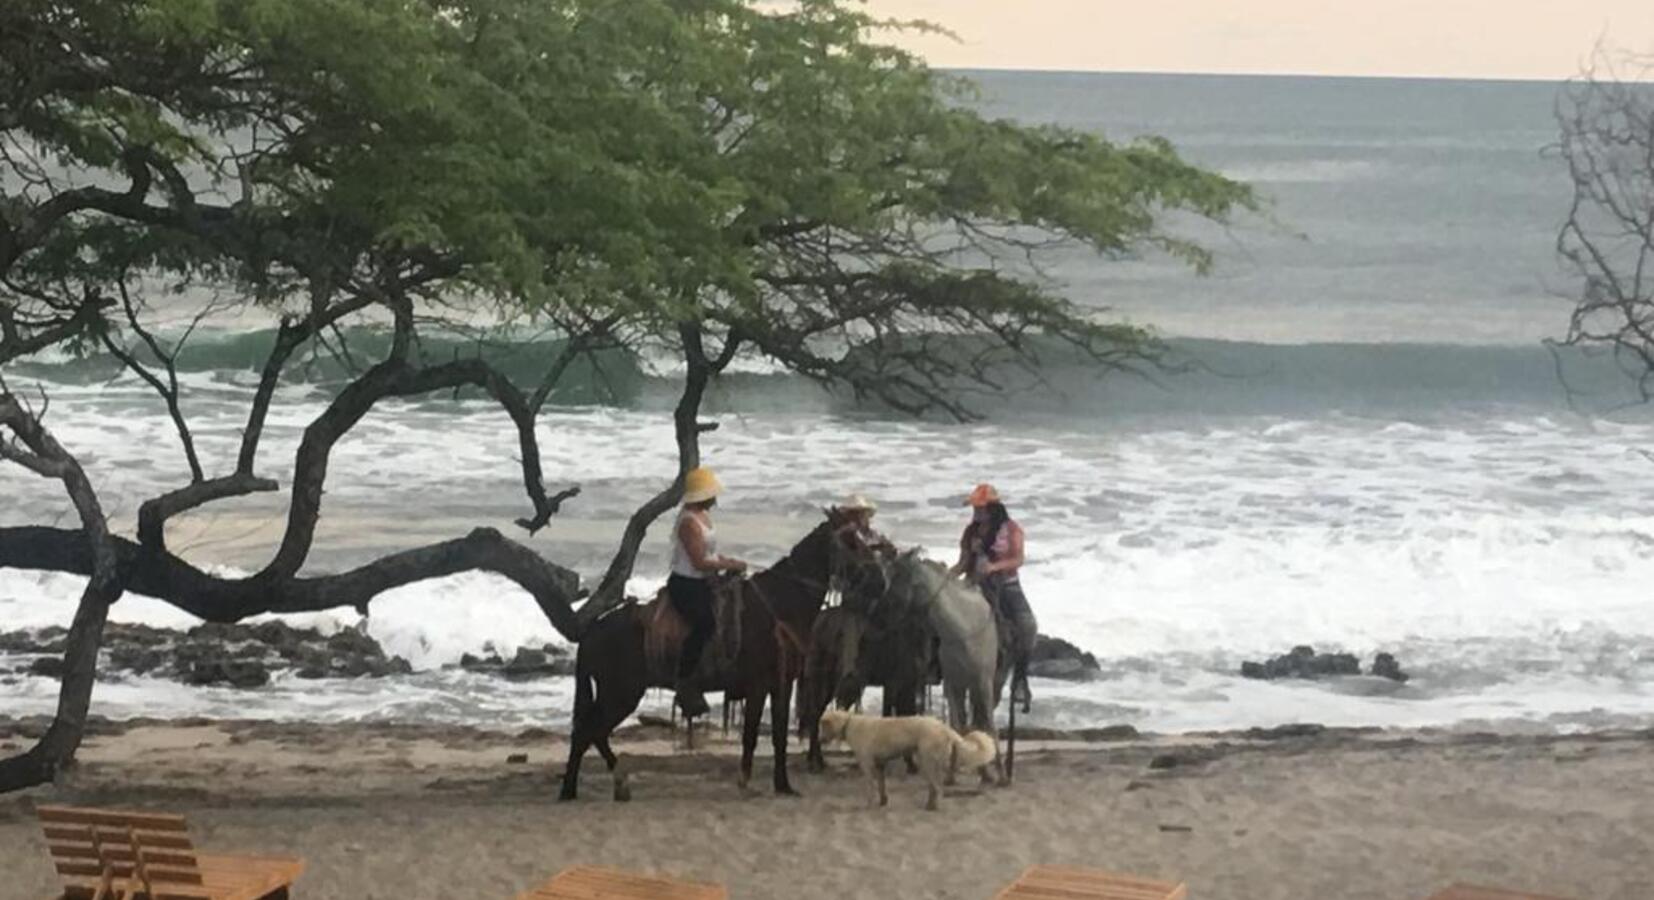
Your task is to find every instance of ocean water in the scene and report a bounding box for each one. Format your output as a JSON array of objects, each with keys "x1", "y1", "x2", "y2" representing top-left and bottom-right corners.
[{"x1": 6, "y1": 72, "x2": 1654, "y2": 735}]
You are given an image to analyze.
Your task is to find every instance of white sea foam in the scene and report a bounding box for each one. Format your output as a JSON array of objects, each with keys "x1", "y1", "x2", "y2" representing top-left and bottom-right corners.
[{"x1": 7, "y1": 374, "x2": 1654, "y2": 733}]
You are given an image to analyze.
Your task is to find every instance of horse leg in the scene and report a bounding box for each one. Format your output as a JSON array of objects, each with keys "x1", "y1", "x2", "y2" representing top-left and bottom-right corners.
[
  {"x1": 943, "y1": 677, "x2": 968, "y2": 732},
  {"x1": 972, "y1": 671, "x2": 1007, "y2": 787},
  {"x1": 875, "y1": 759, "x2": 889, "y2": 807},
  {"x1": 803, "y1": 684, "x2": 827, "y2": 774},
  {"x1": 739, "y1": 690, "x2": 764, "y2": 790},
  {"x1": 559, "y1": 723, "x2": 591, "y2": 802},
  {"x1": 895, "y1": 677, "x2": 919, "y2": 775},
  {"x1": 941, "y1": 678, "x2": 967, "y2": 786},
  {"x1": 771, "y1": 677, "x2": 798, "y2": 795},
  {"x1": 586, "y1": 660, "x2": 646, "y2": 802}
]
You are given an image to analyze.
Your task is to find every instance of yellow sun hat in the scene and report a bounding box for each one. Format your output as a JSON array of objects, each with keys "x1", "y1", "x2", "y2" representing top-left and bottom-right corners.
[{"x1": 682, "y1": 466, "x2": 723, "y2": 504}]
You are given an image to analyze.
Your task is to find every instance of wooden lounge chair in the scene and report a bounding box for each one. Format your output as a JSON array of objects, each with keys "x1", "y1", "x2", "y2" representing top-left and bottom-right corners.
[
  {"x1": 517, "y1": 865, "x2": 727, "y2": 900},
  {"x1": 993, "y1": 864, "x2": 1188, "y2": 900},
  {"x1": 1427, "y1": 886, "x2": 1576, "y2": 900},
  {"x1": 36, "y1": 805, "x2": 304, "y2": 900}
]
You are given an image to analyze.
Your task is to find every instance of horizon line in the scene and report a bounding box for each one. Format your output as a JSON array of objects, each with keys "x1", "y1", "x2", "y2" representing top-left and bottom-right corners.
[{"x1": 938, "y1": 65, "x2": 1577, "y2": 86}]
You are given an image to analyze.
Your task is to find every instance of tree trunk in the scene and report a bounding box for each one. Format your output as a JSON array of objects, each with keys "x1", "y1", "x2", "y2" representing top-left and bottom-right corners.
[{"x1": 0, "y1": 393, "x2": 122, "y2": 792}]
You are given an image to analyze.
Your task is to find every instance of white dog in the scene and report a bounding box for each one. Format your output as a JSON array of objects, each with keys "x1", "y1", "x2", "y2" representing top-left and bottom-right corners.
[{"x1": 817, "y1": 709, "x2": 999, "y2": 810}]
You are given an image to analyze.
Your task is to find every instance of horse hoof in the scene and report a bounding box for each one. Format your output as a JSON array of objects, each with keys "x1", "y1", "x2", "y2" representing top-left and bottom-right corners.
[
  {"x1": 776, "y1": 786, "x2": 801, "y2": 798},
  {"x1": 613, "y1": 786, "x2": 632, "y2": 803},
  {"x1": 557, "y1": 790, "x2": 578, "y2": 803}
]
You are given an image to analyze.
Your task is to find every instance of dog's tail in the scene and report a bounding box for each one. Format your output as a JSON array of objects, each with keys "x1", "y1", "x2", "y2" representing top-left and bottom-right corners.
[{"x1": 950, "y1": 728, "x2": 998, "y2": 771}]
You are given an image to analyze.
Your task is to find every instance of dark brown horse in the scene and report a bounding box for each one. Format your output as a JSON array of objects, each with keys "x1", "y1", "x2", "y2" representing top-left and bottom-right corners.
[
  {"x1": 559, "y1": 509, "x2": 882, "y2": 801},
  {"x1": 798, "y1": 604, "x2": 936, "y2": 773}
]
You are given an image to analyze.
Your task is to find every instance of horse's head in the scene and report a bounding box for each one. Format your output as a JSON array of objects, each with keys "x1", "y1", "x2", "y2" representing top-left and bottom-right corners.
[{"x1": 883, "y1": 547, "x2": 925, "y2": 598}]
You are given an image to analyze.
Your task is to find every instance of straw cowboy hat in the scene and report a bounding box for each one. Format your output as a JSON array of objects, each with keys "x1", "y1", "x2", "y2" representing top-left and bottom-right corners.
[
  {"x1": 682, "y1": 467, "x2": 723, "y2": 504},
  {"x1": 965, "y1": 483, "x2": 1001, "y2": 507},
  {"x1": 841, "y1": 494, "x2": 878, "y2": 513}
]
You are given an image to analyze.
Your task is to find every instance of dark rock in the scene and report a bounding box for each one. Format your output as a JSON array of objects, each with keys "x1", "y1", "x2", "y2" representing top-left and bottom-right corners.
[
  {"x1": 187, "y1": 622, "x2": 247, "y2": 644},
  {"x1": 104, "y1": 623, "x2": 174, "y2": 647},
  {"x1": 1240, "y1": 645, "x2": 1362, "y2": 680},
  {"x1": 1076, "y1": 725, "x2": 1140, "y2": 742},
  {"x1": 502, "y1": 647, "x2": 572, "y2": 679},
  {"x1": 27, "y1": 657, "x2": 65, "y2": 679},
  {"x1": 1158, "y1": 824, "x2": 1193, "y2": 833},
  {"x1": 183, "y1": 659, "x2": 270, "y2": 689},
  {"x1": 0, "y1": 629, "x2": 57, "y2": 653},
  {"x1": 109, "y1": 645, "x2": 166, "y2": 675},
  {"x1": 4, "y1": 620, "x2": 407, "y2": 690},
  {"x1": 1026, "y1": 635, "x2": 1103, "y2": 682},
  {"x1": 506, "y1": 753, "x2": 529, "y2": 764},
  {"x1": 1147, "y1": 754, "x2": 1183, "y2": 770},
  {"x1": 1028, "y1": 658, "x2": 1098, "y2": 681},
  {"x1": 326, "y1": 629, "x2": 386, "y2": 660},
  {"x1": 1370, "y1": 652, "x2": 1410, "y2": 683},
  {"x1": 1245, "y1": 723, "x2": 1326, "y2": 740}
]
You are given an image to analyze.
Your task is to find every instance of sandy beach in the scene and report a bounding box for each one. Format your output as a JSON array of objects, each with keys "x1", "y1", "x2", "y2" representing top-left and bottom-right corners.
[{"x1": 2, "y1": 719, "x2": 1649, "y2": 900}]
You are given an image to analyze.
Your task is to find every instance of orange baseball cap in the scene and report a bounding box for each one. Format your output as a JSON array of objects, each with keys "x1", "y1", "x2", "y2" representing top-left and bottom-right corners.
[{"x1": 965, "y1": 483, "x2": 1000, "y2": 507}]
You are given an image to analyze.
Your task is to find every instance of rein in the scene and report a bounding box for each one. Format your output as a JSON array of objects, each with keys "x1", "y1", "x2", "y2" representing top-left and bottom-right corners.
[{"x1": 739, "y1": 526, "x2": 842, "y2": 678}]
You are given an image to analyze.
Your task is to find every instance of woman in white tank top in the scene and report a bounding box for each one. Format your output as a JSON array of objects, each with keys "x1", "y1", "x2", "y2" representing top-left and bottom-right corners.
[{"x1": 667, "y1": 467, "x2": 747, "y2": 717}]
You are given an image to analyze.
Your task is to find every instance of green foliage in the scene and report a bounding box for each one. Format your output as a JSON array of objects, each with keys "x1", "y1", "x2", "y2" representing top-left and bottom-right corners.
[{"x1": 3, "y1": 0, "x2": 1254, "y2": 415}]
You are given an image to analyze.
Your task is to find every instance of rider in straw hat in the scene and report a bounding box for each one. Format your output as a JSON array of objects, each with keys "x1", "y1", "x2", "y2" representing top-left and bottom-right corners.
[
  {"x1": 669, "y1": 466, "x2": 748, "y2": 717},
  {"x1": 952, "y1": 483, "x2": 1038, "y2": 711},
  {"x1": 838, "y1": 493, "x2": 895, "y2": 557}
]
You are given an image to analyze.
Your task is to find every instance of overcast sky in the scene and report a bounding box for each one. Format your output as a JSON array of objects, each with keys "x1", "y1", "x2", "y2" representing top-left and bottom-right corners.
[{"x1": 863, "y1": 1, "x2": 1654, "y2": 80}]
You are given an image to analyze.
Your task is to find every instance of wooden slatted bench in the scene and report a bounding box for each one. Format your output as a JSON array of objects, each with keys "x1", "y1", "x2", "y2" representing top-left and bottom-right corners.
[
  {"x1": 516, "y1": 865, "x2": 727, "y2": 900},
  {"x1": 994, "y1": 864, "x2": 1188, "y2": 900},
  {"x1": 1427, "y1": 886, "x2": 1577, "y2": 900},
  {"x1": 36, "y1": 805, "x2": 304, "y2": 900}
]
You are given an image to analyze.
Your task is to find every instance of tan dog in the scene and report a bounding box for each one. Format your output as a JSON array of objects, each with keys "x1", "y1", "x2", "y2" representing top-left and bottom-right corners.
[{"x1": 817, "y1": 709, "x2": 999, "y2": 810}]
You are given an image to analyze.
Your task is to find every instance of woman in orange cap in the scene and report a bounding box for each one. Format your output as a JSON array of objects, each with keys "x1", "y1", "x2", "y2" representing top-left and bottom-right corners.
[
  {"x1": 952, "y1": 483, "x2": 1037, "y2": 710},
  {"x1": 669, "y1": 466, "x2": 748, "y2": 717}
]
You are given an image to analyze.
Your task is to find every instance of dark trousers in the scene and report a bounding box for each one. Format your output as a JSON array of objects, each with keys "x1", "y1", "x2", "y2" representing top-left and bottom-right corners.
[
  {"x1": 668, "y1": 574, "x2": 716, "y2": 678},
  {"x1": 983, "y1": 576, "x2": 1038, "y2": 676}
]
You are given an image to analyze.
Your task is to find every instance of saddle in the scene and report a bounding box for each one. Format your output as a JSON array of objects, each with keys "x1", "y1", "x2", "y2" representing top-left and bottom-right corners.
[{"x1": 640, "y1": 578, "x2": 745, "y2": 689}]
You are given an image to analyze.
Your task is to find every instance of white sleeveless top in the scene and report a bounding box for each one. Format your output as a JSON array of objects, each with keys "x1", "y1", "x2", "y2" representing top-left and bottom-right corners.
[{"x1": 670, "y1": 508, "x2": 716, "y2": 579}]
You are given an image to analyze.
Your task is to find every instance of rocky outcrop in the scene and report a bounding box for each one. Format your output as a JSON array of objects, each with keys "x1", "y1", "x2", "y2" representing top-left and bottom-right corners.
[
  {"x1": 1027, "y1": 635, "x2": 1103, "y2": 682},
  {"x1": 1241, "y1": 646, "x2": 1410, "y2": 683},
  {"x1": 457, "y1": 644, "x2": 574, "y2": 679},
  {"x1": 1, "y1": 621, "x2": 411, "y2": 689},
  {"x1": 1370, "y1": 652, "x2": 1410, "y2": 683}
]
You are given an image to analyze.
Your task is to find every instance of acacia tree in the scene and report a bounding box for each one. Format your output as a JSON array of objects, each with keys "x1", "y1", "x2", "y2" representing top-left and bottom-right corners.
[
  {"x1": 1553, "y1": 52, "x2": 1654, "y2": 392},
  {"x1": 0, "y1": 0, "x2": 1253, "y2": 792}
]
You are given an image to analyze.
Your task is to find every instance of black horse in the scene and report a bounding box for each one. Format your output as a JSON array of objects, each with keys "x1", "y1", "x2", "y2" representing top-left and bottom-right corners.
[{"x1": 559, "y1": 509, "x2": 884, "y2": 800}]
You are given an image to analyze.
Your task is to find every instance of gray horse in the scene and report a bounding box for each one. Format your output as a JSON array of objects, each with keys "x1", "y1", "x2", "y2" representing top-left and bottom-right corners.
[{"x1": 883, "y1": 551, "x2": 1004, "y2": 785}]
